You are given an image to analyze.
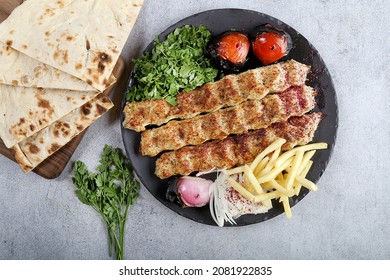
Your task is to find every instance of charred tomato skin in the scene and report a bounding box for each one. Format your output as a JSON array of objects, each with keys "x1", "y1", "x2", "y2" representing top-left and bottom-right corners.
[
  {"x1": 207, "y1": 30, "x2": 250, "y2": 72},
  {"x1": 251, "y1": 24, "x2": 292, "y2": 65}
]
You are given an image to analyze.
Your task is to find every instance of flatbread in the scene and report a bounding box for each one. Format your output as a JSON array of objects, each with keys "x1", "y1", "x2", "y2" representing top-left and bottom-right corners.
[
  {"x1": 0, "y1": 0, "x2": 143, "y2": 91},
  {"x1": 0, "y1": 84, "x2": 98, "y2": 148},
  {"x1": 0, "y1": 42, "x2": 95, "y2": 91},
  {"x1": 11, "y1": 94, "x2": 113, "y2": 173}
]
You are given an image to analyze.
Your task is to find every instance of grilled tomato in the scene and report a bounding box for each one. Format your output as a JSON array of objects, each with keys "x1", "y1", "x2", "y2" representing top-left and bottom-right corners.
[
  {"x1": 251, "y1": 24, "x2": 292, "y2": 65},
  {"x1": 207, "y1": 31, "x2": 250, "y2": 72}
]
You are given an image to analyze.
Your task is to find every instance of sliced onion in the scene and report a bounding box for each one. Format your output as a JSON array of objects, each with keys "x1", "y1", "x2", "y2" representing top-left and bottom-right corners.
[{"x1": 209, "y1": 173, "x2": 236, "y2": 227}]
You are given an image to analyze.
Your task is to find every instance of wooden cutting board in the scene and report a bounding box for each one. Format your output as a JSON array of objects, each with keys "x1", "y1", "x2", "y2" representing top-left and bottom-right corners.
[{"x1": 0, "y1": 0, "x2": 125, "y2": 179}]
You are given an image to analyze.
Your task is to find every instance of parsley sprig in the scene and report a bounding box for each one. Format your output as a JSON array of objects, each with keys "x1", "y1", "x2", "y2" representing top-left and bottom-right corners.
[
  {"x1": 72, "y1": 145, "x2": 139, "y2": 260},
  {"x1": 126, "y1": 24, "x2": 218, "y2": 105}
]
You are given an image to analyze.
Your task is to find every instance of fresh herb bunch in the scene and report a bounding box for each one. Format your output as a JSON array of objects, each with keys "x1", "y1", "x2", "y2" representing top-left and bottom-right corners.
[
  {"x1": 72, "y1": 145, "x2": 139, "y2": 260},
  {"x1": 126, "y1": 24, "x2": 218, "y2": 105}
]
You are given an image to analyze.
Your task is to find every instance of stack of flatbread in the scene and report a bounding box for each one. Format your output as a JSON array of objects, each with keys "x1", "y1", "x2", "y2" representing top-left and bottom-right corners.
[{"x1": 0, "y1": 0, "x2": 143, "y2": 173}]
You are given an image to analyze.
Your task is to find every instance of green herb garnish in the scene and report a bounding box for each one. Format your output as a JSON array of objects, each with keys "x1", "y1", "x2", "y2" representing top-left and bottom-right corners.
[
  {"x1": 126, "y1": 24, "x2": 218, "y2": 105},
  {"x1": 72, "y1": 145, "x2": 139, "y2": 260}
]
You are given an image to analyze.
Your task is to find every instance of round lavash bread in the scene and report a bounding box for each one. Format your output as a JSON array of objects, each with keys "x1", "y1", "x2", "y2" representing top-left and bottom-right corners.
[
  {"x1": 11, "y1": 94, "x2": 114, "y2": 173},
  {"x1": 0, "y1": 42, "x2": 95, "y2": 91},
  {"x1": 0, "y1": 84, "x2": 98, "y2": 148},
  {"x1": 0, "y1": 0, "x2": 143, "y2": 92}
]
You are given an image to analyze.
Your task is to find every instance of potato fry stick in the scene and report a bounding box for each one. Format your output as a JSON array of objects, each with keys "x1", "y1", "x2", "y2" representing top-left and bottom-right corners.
[
  {"x1": 261, "y1": 182, "x2": 274, "y2": 191},
  {"x1": 244, "y1": 165, "x2": 272, "y2": 208},
  {"x1": 242, "y1": 176, "x2": 254, "y2": 194},
  {"x1": 227, "y1": 177, "x2": 255, "y2": 202},
  {"x1": 223, "y1": 166, "x2": 245, "y2": 175},
  {"x1": 296, "y1": 175, "x2": 318, "y2": 191},
  {"x1": 285, "y1": 150, "x2": 304, "y2": 190},
  {"x1": 298, "y1": 150, "x2": 316, "y2": 174},
  {"x1": 274, "y1": 142, "x2": 328, "y2": 168},
  {"x1": 285, "y1": 150, "x2": 316, "y2": 173},
  {"x1": 276, "y1": 173, "x2": 285, "y2": 184},
  {"x1": 266, "y1": 179, "x2": 295, "y2": 196},
  {"x1": 253, "y1": 156, "x2": 269, "y2": 177},
  {"x1": 254, "y1": 191, "x2": 281, "y2": 203},
  {"x1": 244, "y1": 165, "x2": 263, "y2": 195},
  {"x1": 294, "y1": 160, "x2": 313, "y2": 195},
  {"x1": 250, "y1": 138, "x2": 286, "y2": 171},
  {"x1": 280, "y1": 196, "x2": 292, "y2": 219},
  {"x1": 256, "y1": 157, "x2": 293, "y2": 183},
  {"x1": 258, "y1": 147, "x2": 281, "y2": 176}
]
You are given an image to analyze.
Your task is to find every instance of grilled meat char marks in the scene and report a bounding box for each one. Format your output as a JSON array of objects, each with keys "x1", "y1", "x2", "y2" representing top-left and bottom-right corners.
[
  {"x1": 141, "y1": 85, "x2": 317, "y2": 157},
  {"x1": 123, "y1": 59, "x2": 310, "y2": 132},
  {"x1": 155, "y1": 113, "x2": 323, "y2": 179}
]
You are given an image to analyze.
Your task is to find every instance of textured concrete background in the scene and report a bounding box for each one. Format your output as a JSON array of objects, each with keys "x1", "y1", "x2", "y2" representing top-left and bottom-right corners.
[{"x1": 1, "y1": 0, "x2": 389, "y2": 260}]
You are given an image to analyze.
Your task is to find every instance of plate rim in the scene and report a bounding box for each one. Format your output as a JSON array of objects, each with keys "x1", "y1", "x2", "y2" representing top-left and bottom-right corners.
[{"x1": 120, "y1": 8, "x2": 339, "y2": 226}]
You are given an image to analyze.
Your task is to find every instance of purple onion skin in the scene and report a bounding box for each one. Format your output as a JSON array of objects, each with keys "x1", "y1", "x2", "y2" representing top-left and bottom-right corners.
[{"x1": 166, "y1": 176, "x2": 213, "y2": 207}]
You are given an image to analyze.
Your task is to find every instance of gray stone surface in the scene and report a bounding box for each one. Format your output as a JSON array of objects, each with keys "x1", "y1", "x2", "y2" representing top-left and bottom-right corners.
[{"x1": 1, "y1": 0, "x2": 389, "y2": 260}]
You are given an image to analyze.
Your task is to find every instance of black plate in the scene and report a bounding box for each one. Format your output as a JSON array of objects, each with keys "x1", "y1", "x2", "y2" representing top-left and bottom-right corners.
[{"x1": 121, "y1": 9, "x2": 338, "y2": 226}]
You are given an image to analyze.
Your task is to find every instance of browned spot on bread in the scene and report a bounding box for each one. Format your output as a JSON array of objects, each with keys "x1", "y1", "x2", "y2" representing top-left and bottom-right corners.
[
  {"x1": 101, "y1": 96, "x2": 111, "y2": 103},
  {"x1": 48, "y1": 143, "x2": 61, "y2": 154},
  {"x1": 96, "y1": 52, "x2": 112, "y2": 63},
  {"x1": 77, "y1": 125, "x2": 84, "y2": 131},
  {"x1": 57, "y1": 0, "x2": 65, "y2": 8},
  {"x1": 66, "y1": 35, "x2": 74, "y2": 41},
  {"x1": 92, "y1": 52, "x2": 113, "y2": 75},
  {"x1": 96, "y1": 104, "x2": 107, "y2": 115},
  {"x1": 30, "y1": 124, "x2": 35, "y2": 131},
  {"x1": 53, "y1": 50, "x2": 59, "y2": 61},
  {"x1": 60, "y1": 123, "x2": 70, "y2": 137},
  {"x1": 21, "y1": 44, "x2": 28, "y2": 50},
  {"x1": 86, "y1": 79, "x2": 93, "y2": 85},
  {"x1": 12, "y1": 80, "x2": 18, "y2": 86},
  {"x1": 103, "y1": 78, "x2": 110, "y2": 87},
  {"x1": 63, "y1": 50, "x2": 68, "y2": 64},
  {"x1": 39, "y1": 138, "x2": 45, "y2": 144},
  {"x1": 9, "y1": 30, "x2": 15, "y2": 35},
  {"x1": 38, "y1": 99, "x2": 51, "y2": 109},
  {"x1": 53, "y1": 46, "x2": 68, "y2": 64},
  {"x1": 45, "y1": 31, "x2": 50, "y2": 37},
  {"x1": 21, "y1": 75, "x2": 29, "y2": 84},
  {"x1": 75, "y1": 63, "x2": 83, "y2": 70},
  {"x1": 67, "y1": 96, "x2": 72, "y2": 101},
  {"x1": 86, "y1": 39, "x2": 90, "y2": 50},
  {"x1": 29, "y1": 144, "x2": 40, "y2": 154},
  {"x1": 98, "y1": 62, "x2": 105, "y2": 73},
  {"x1": 81, "y1": 95, "x2": 86, "y2": 100},
  {"x1": 81, "y1": 103, "x2": 92, "y2": 115},
  {"x1": 5, "y1": 40, "x2": 12, "y2": 51},
  {"x1": 45, "y1": 8, "x2": 55, "y2": 17}
]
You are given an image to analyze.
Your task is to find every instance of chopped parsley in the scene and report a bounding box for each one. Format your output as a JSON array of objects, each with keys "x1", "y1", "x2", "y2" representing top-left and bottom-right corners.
[{"x1": 126, "y1": 25, "x2": 218, "y2": 106}]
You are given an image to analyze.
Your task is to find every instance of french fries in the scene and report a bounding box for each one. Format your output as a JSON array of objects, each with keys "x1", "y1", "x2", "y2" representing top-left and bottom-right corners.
[{"x1": 222, "y1": 138, "x2": 328, "y2": 219}]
